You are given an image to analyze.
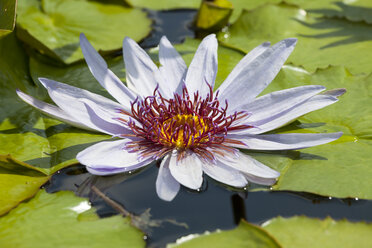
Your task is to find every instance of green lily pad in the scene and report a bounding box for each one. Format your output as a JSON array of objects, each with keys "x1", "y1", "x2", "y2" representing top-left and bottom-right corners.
[
  {"x1": 16, "y1": 0, "x2": 151, "y2": 64},
  {"x1": 263, "y1": 216, "x2": 372, "y2": 248},
  {"x1": 228, "y1": 0, "x2": 281, "y2": 23},
  {"x1": 168, "y1": 220, "x2": 280, "y2": 248},
  {"x1": 0, "y1": 0, "x2": 16, "y2": 36},
  {"x1": 195, "y1": 0, "x2": 233, "y2": 32},
  {"x1": 218, "y1": 3, "x2": 372, "y2": 74},
  {"x1": 0, "y1": 155, "x2": 49, "y2": 216},
  {"x1": 0, "y1": 190, "x2": 145, "y2": 248},
  {"x1": 285, "y1": 0, "x2": 372, "y2": 24}
]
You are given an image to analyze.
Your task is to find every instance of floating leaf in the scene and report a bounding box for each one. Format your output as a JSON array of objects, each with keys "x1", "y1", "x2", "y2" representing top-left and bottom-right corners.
[
  {"x1": 218, "y1": 3, "x2": 372, "y2": 74},
  {"x1": 195, "y1": 0, "x2": 232, "y2": 33},
  {"x1": 168, "y1": 220, "x2": 280, "y2": 248},
  {"x1": 16, "y1": 0, "x2": 151, "y2": 64},
  {"x1": 228, "y1": 0, "x2": 281, "y2": 23},
  {"x1": 0, "y1": 155, "x2": 49, "y2": 216},
  {"x1": 285, "y1": 0, "x2": 372, "y2": 24},
  {"x1": 263, "y1": 216, "x2": 372, "y2": 248},
  {"x1": 0, "y1": 190, "x2": 145, "y2": 248},
  {"x1": 0, "y1": 0, "x2": 16, "y2": 36}
]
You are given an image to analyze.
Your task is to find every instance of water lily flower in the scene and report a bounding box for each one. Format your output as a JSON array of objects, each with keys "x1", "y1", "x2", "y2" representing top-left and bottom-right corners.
[{"x1": 17, "y1": 33, "x2": 344, "y2": 201}]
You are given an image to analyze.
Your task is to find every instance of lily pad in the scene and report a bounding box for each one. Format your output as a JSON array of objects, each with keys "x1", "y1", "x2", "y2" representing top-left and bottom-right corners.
[
  {"x1": 0, "y1": 190, "x2": 145, "y2": 248},
  {"x1": 228, "y1": 0, "x2": 281, "y2": 23},
  {"x1": 263, "y1": 216, "x2": 372, "y2": 248},
  {"x1": 0, "y1": 0, "x2": 16, "y2": 36},
  {"x1": 0, "y1": 155, "x2": 49, "y2": 216},
  {"x1": 168, "y1": 220, "x2": 280, "y2": 248},
  {"x1": 195, "y1": 0, "x2": 233, "y2": 32},
  {"x1": 218, "y1": 3, "x2": 372, "y2": 74},
  {"x1": 16, "y1": 0, "x2": 151, "y2": 64},
  {"x1": 285, "y1": 0, "x2": 372, "y2": 24}
]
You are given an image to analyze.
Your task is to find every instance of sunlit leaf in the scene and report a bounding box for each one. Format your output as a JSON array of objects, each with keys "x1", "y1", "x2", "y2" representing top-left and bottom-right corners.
[
  {"x1": 0, "y1": 0, "x2": 16, "y2": 36},
  {"x1": 228, "y1": 0, "x2": 281, "y2": 23},
  {"x1": 0, "y1": 155, "x2": 49, "y2": 216},
  {"x1": 16, "y1": 0, "x2": 151, "y2": 64},
  {"x1": 285, "y1": 0, "x2": 372, "y2": 24},
  {"x1": 263, "y1": 216, "x2": 372, "y2": 247},
  {"x1": 218, "y1": 3, "x2": 372, "y2": 74},
  {"x1": 195, "y1": 0, "x2": 232, "y2": 32},
  {"x1": 168, "y1": 220, "x2": 280, "y2": 248},
  {"x1": 0, "y1": 190, "x2": 145, "y2": 248}
]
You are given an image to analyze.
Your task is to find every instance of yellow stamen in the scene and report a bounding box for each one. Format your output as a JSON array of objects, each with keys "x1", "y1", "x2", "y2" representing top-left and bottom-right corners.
[{"x1": 160, "y1": 114, "x2": 209, "y2": 149}]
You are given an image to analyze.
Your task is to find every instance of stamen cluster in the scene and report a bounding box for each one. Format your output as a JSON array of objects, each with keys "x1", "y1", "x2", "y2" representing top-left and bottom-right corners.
[{"x1": 119, "y1": 85, "x2": 251, "y2": 161}]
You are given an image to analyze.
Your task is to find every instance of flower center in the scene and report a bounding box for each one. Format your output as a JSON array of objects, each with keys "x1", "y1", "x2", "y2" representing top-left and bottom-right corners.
[
  {"x1": 160, "y1": 114, "x2": 209, "y2": 149},
  {"x1": 118, "y1": 85, "x2": 252, "y2": 161}
]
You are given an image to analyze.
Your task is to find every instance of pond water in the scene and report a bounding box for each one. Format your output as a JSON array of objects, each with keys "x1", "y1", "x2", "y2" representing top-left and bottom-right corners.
[
  {"x1": 45, "y1": 8, "x2": 372, "y2": 248},
  {"x1": 46, "y1": 164, "x2": 372, "y2": 247}
]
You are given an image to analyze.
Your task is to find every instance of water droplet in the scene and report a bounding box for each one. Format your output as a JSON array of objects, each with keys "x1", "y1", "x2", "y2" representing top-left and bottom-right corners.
[
  {"x1": 243, "y1": 187, "x2": 247, "y2": 191},
  {"x1": 355, "y1": 197, "x2": 359, "y2": 201},
  {"x1": 143, "y1": 235, "x2": 148, "y2": 240},
  {"x1": 328, "y1": 197, "x2": 332, "y2": 200},
  {"x1": 128, "y1": 171, "x2": 132, "y2": 174},
  {"x1": 269, "y1": 187, "x2": 273, "y2": 191},
  {"x1": 57, "y1": 171, "x2": 61, "y2": 174}
]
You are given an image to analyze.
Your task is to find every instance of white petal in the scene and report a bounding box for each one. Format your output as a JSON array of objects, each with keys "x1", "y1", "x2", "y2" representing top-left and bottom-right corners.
[
  {"x1": 159, "y1": 36, "x2": 187, "y2": 94},
  {"x1": 80, "y1": 33, "x2": 137, "y2": 109},
  {"x1": 39, "y1": 78, "x2": 123, "y2": 134},
  {"x1": 202, "y1": 160, "x2": 248, "y2": 188},
  {"x1": 169, "y1": 151, "x2": 203, "y2": 190},
  {"x1": 230, "y1": 85, "x2": 325, "y2": 120},
  {"x1": 156, "y1": 154, "x2": 180, "y2": 201},
  {"x1": 226, "y1": 132, "x2": 343, "y2": 150},
  {"x1": 218, "y1": 41, "x2": 270, "y2": 107},
  {"x1": 220, "y1": 152, "x2": 280, "y2": 184},
  {"x1": 79, "y1": 99, "x2": 131, "y2": 136},
  {"x1": 16, "y1": 89, "x2": 95, "y2": 131},
  {"x1": 244, "y1": 173, "x2": 278, "y2": 186},
  {"x1": 235, "y1": 94, "x2": 341, "y2": 134},
  {"x1": 86, "y1": 165, "x2": 136, "y2": 176},
  {"x1": 123, "y1": 37, "x2": 171, "y2": 98},
  {"x1": 77, "y1": 139, "x2": 152, "y2": 173},
  {"x1": 184, "y1": 34, "x2": 218, "y2": 97},
  {"x1": 218, "y1": 38, "x2": 297, "y2": 109}
]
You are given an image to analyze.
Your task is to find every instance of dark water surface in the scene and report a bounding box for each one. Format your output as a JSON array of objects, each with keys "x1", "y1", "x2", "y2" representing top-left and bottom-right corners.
[
  {"x1": 45, "y1": 8, "x2": 372, "y2": 248},
  {"x1": 46, "y1": 164, "x2": 372, "y2": 247}
]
